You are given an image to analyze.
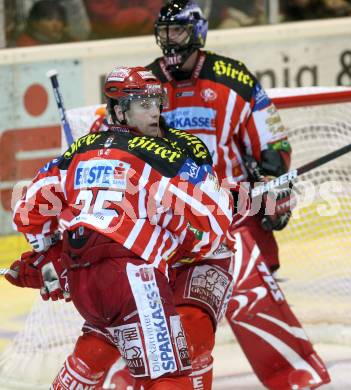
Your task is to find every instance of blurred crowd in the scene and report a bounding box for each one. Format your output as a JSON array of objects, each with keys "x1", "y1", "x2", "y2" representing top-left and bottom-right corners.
[{"x1": 2, "y1": 0, "x2": 351, "y2": 48}]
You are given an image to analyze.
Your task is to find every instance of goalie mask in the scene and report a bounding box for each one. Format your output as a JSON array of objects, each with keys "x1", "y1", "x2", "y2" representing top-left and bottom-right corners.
[
  {"x1": 104, "y1": 66, "x2": 167, "y2": 125},
  {"x1": 155, "y1": 0, "x2": 208, "y2": 71}
]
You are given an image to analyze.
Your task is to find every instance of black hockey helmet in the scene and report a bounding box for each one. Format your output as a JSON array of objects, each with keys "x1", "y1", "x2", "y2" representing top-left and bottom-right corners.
[{"x1": 154, "y1": 0, "x2": 208, "y2": 71}]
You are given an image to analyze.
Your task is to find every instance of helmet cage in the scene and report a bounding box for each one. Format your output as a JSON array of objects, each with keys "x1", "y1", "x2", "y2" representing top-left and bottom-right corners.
[{"x1": 154, "y1": 0, "x2": 208, "y2": 70}]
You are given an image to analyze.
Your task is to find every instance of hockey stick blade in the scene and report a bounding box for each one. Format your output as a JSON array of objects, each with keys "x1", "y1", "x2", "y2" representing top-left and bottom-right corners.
[
  {"x1": 252, "y1": 142, "x2": 351, "y2": 197},
  {"x1": 46, "y1": 69, "x2": 74, "y2": 146},
  {"x1": 0, "y1": 268, "x2": 9, "y2": 276}
]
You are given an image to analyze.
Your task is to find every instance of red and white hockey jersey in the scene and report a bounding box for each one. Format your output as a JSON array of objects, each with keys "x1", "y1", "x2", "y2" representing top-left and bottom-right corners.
[
  {"x1": 147, "y1": 51, "x2": 290, "y2": 186},
  {"x1": 13, "y1": 127, "x2": 233, "y2": 275}
]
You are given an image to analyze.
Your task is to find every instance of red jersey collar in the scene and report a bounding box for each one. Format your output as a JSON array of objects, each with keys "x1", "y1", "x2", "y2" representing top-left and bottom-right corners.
[{"x1": 159, "y1": 51, "x2": 206, "y2": 88}]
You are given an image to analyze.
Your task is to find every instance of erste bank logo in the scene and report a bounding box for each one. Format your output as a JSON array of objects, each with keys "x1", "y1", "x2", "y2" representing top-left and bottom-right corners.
[{"x1": 74, "y1": 159, "x2": 130, "y2": 189}]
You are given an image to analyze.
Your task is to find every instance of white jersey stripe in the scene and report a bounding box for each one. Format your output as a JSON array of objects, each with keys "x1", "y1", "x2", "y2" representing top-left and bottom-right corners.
[
  {"x1": 138, "y1": 164, "x2": 151, "y2": 218},
  {"x1": 14, "y1": 176, "x2": 61, "y2": 215},
  {"x1": 161, "y1": 208, "x2": 173, "y2": 228},
  {"x1": 141, "y1": 225, "x2": 162, "y2": 260},
  {"x1": 192, "y1": 231, "x2": 210, "y2": 253},
  {"x1": 124, "y1": 219, "x2": 146, "y2": 249},
  {"x1": 220, "y1": 91, "x2": 236, "y2": 181},
  {"x1": 220, "y1": 90, "x2": 236, "y2": 145},
  {"x1": 154, "y1": 176, "x2": 170, "y2": 203},
  {"x1": 59, "y1": 169, "x2": 68, "y2": 200},
  {"x1": 175, "y1": 215, "x2": 185, "y2": 231},
  {"x1": 169, "y1": 183, "x2": 222, "y2": 235},
  {"x1": 153, "y1": 231, "x2": 169, "y2": 269},
  {"x1": 162, "y1": 236, "x2": 178, "y2": 262}
]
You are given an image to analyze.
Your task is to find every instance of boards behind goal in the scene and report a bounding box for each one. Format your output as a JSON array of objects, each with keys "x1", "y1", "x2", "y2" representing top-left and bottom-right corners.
[{"x1": 0, "y1": 87, "x2": 350, "y2": 389}]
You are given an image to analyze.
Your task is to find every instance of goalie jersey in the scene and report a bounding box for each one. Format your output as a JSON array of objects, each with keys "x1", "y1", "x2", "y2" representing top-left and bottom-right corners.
[{"x1": 147, "y1": 51, "x2": 291, "y2": 186}]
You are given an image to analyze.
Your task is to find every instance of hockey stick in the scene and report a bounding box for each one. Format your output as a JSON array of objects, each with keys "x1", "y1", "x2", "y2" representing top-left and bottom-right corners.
[
  {"x1": 0, "y1": 268, "x2": 9, "y2": 276},
  {"x1": 251, "y1": 142, "x2": 351, "y2": 197},
  {"x1": 46, "y1": 69, "x2": 74, "y2": 146}
]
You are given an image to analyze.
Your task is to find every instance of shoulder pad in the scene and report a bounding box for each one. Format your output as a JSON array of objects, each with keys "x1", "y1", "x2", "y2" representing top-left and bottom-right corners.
[
  {"x1": 167, "y1": 128, "x2": 213, "y2": 165},
  {"x1": 63, "y1": 133, "x2": 102, "y2": 160},
  {"x1": 201, "y1": 52, "x2": 257, "y2": 102}
]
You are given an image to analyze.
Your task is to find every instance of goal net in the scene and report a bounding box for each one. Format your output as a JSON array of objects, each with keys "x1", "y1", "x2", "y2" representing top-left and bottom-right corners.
[{"x1": 0, "y1": 87, "x2": 350, "y2": 389}]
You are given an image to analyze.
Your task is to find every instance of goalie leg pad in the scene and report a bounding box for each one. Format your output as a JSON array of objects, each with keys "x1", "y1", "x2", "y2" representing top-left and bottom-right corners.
[
  {"x1": 225, "y1": 227, "x2": 330, "y2": 389},
  {"x1": 239, "y1": 214, "x2": 280, "y2": 271}
]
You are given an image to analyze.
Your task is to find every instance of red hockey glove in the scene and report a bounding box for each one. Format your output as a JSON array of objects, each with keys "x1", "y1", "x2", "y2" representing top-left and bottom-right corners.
[
  {"x1": 5, "y1": 251, "x2": 44, "y2": 288},
  {"x1": 261, "y1": 185, "x2": 297, "y2": 231},
  {"x1": 40, "y1": 256, "x2": 71, "y2": 302},
  {"x1": 36, "y1": 241, "x2": 71, "y2": 302},
  {"x1": 5, "y1": 242, "x2": 71, "y2": 302}
]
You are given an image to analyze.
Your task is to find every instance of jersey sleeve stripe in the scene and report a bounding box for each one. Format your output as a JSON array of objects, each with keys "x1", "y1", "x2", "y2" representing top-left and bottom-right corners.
[
  {"x1": 153, "y1": 232, "x2": 170, "y2": 269},
  {"x1": 138, "y1": 164, "x2": 152, "y2": 218},
  {"x1": 124, "y1": 219, "x2": 146, "y2": 249},
  {"x1": 168, "y1": 183, "x2": 222, "y2": 236},
  {"x1": 141, "y1": 225, "x2": 163, "y2": 260},
  {"x1": 175, "y1": 215, "x2": 185, "y2": 231},
  {"x1": 220, "y1": 90, "x2": 236, "y2": 145},
  {"x1": 59, "y1": 169, "x2": 68, "y2": 200},
  {"x1": 154, "y1": 176, "x2": 171, "y2": 203},
  {"x1": 13, "y1": 176, "x2": 61, "y2": 215}
]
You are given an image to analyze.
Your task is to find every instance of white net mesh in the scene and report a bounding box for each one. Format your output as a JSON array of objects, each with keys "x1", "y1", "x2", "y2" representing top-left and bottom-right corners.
[
  {"x1": 1, "y1": 87, "x2": 351, "y2": 389},
  {"x1": 0, "y1": 300, "x2": 83, "y2": 389},
  {"x1": 272, "y1": 92, "x2": 351, "y2": 340}
]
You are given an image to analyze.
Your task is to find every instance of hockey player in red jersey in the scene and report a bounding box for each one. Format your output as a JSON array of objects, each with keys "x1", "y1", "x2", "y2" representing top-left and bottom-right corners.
[
  {"x1": 148, "y1": 0, "x2": 291, "y2": 273},
  {"x1": 6, "y1": 66, "x2": 234, "y2": 390},
  {"x1": 143, "y1": 1, "x2": 331, "y2": 389}
]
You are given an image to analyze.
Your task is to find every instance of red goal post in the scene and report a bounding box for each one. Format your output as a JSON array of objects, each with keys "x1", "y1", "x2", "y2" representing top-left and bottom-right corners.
[{"x1": 271, "y1": 87, "x2": 351, "y2": 108}]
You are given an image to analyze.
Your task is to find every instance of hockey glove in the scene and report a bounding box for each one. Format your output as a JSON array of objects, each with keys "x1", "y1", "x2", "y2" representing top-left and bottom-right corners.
[
  {"x1": 5, "y1": 242, "x2": 71, "y2": 301},
  {"x1": 40, "y1": 257, "x2": 71, "y2": 302},
  {"x1": 261, "y1": 186, "x2": 296, "y2": 231},
  {"x1": 243, "y1": 154, "x2": 296, "y2": 231},
  {"x1": 5, "y1": 251, "x2": 45, "y2": 288},
  {"x1": 35, "y1": 241, "x2": 71, "y2": 302}
]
